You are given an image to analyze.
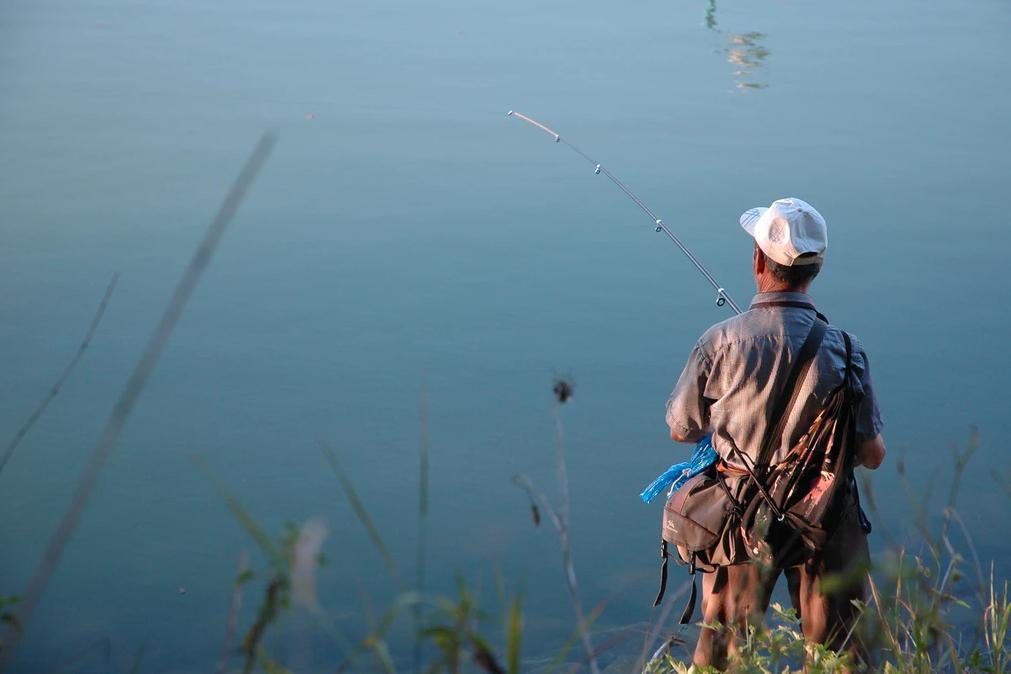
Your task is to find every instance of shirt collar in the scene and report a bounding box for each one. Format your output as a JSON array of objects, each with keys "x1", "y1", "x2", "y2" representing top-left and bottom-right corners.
[{"x1": 749, "y1": 291, "x2": 816, "y2": 308}]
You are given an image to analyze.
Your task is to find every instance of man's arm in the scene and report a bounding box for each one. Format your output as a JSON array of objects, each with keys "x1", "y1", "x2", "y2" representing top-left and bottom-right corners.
[
  {"x1": 666, "y1": 339, "x2": 713, "y2": 444},
  {"x1": 851, "y1": 338, "x2": 885, "y2": 469},
  {"x1": 856, "y1": 433, "x2": 886, "y2": 470}
]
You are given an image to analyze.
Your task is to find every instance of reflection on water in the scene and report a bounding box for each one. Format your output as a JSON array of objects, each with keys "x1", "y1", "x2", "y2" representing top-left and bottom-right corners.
[
  {"x1": 727, "y1": 32, "x2": 769, "y2": 90},
  {"x1": 701, "y1": 2, "x2": 770, "y2": 90}
]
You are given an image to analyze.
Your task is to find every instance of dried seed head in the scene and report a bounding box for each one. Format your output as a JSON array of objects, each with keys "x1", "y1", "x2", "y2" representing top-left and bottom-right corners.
[{"x1": 552, "y1": 377, "x2": 573, "y2": 404}]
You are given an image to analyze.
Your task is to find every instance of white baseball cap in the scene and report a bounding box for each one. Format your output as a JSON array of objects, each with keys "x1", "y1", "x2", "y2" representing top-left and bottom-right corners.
[{"x1": 739, "y1": 197, "x2": 828, "y2": 267}]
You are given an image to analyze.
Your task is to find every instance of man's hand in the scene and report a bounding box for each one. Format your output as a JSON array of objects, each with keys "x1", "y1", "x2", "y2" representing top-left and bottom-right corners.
[
  {"x1": 671, "y1": 427, "x2": 708, "y2": 444},
  {"x1": 671, "y1": 428, "x2": 692, "y2": 443},
  {"x1": 856, "y1": 434, "x2": 886, "y2": 470}
]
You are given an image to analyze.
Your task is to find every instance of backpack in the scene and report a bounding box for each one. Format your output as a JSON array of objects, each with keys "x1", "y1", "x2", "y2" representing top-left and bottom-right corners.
[{"x1": 654, "y1": 305, "x2": 869, "y2": 624}]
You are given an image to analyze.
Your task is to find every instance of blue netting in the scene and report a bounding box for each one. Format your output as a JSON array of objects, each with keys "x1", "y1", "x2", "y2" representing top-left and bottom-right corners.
[{"x1": 640, "y1": 434, "x2": 719, "y2": 504}]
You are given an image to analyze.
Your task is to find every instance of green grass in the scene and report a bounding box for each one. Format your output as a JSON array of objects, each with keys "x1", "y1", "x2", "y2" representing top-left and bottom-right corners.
[{"x1": 196, "y1": 417, "x2": 1008, "y2": 674}]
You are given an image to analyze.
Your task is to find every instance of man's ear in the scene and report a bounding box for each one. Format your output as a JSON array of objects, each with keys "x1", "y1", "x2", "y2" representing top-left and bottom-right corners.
[{"x1": 753, "y1": 246, "x2": 766, "y2": 276}]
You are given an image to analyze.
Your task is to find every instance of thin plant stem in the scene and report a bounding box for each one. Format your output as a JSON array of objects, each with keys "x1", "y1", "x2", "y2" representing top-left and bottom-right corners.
[
  {"x1": 944, "y1": 428, "x2": 978, "y2": 522},
  {"x1": 242, "y1": 577, "x2": 285, "y2": 674},
  {"x1": 552, "y1": 405, "x2": 570, "y2": 523},
  {"x1": 550, "y1": 404, "x2": 598, "y2": 674},
  {"x1": 513, "y1": 474, "x2": 562, "y2": 532},
  {"x1": 512, "y1": 403, "x2": 599, "y2": 674},
  {"x1": 0, "y1": 272, "x2": 119, "y2": 474},
  {"x1": 413, "y1": 388, "x2": 430, "y2": 674},
  {"x1": 541, "y1": 599, "x2": 607, "y2": 674},
  {"x1": 0, "y1": 132, "x2": 277, "y2": 669},
  {"x1": 948, "y1": 509, "x2": 986, "y2": 603},
  {"x1": 637, "y1": 581, "x2": 690, "y2": 673},
  {"x1": 217, "y1": 550, "x2": 250, "y2": 674}
]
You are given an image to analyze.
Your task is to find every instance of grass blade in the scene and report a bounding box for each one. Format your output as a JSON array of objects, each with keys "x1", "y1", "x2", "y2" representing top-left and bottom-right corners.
[
  {"x1": 371, "y1": 639, "x2": 397, "y2": 674},
  {"x1": 419, "y1": 389, "x2": 430, "y2": 519},
  {"x1": 321, "y1": 442, "x2": 397, "y2": 574},
  {"x1": 506, "y1": 593, "x2": 523, "y2": 674},
  {"x1": 336, "y1": 592, "x2": 421, "y2": 673},
  {"x1": 195, "y1": 458, "x2": 280, "y2": 562},
  {"x1": 414, "y1": 389, "x2": 431, "y2": 674}
]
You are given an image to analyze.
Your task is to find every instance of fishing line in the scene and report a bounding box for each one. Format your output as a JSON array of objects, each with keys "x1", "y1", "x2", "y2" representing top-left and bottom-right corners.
[{"x1": 507, "y1": 110, "x2": 743, "y2": 315}]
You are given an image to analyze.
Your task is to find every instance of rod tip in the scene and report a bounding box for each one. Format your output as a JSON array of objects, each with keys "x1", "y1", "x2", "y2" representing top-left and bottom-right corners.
[{"x1": 506, "y1": 110, "x2": 514, "y2": 116}]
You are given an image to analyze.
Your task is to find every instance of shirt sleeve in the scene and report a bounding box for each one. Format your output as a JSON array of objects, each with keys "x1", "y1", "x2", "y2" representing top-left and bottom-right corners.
[
  {"x1": 853, "y1": 346, "x2": 884, "y2": 443},
  {"x1": 665, "y1": 339, "x2": 713, "y2": 442}
]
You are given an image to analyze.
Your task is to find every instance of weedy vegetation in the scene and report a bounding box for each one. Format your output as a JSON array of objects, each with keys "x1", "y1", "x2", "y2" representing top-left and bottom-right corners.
[{"x1": 195, "y1": 398, "x2": 1007, "y2": 674}]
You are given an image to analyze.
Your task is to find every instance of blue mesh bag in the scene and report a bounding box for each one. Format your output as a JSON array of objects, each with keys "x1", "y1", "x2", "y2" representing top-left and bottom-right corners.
[{"x1": 640, "y1": 434, "x2": 719, "y2": 504}]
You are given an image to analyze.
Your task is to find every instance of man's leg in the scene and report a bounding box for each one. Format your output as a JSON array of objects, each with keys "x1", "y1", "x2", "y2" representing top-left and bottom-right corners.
[
  {"x1": 787, "y1": 511, "x2": 870, "y2": 662},
  {"x1": 693, "y1": 563, "x2": 781, "y2": 669}
]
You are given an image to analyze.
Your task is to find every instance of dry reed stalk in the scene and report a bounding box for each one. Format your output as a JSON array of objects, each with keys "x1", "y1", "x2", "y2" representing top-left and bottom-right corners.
[{"x1": 512, "y1": 397, "x2": 600, "y2": 674}]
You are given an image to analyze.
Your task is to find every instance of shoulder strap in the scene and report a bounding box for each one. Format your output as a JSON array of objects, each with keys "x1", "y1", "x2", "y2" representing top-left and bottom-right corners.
[{"x1": 754, "y1": 315, "x2": 828, "y2": 466}]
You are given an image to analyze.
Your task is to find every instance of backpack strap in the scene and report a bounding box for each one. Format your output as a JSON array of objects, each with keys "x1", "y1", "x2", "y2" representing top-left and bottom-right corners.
[
  {"x1": 651, "y1": 539, "x2": 701, "y2": 624},
  {"x1": 754, "y1": 311, "x2": 828, "y2": 467},
  {"x1": 679, "y1": 555, "x2": 699, "y2": 625},
  {"x1": 730, "y1": 312, "x2": 827, "y2": 521},
  {"x1": 652, "y1": 540, "x2": 669, "y2": 607}
]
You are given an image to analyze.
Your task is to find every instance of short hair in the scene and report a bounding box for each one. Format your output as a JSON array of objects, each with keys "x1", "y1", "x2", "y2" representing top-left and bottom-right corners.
[{"x1": 759, "y1": 247, "x2": 822, "y2": 288}]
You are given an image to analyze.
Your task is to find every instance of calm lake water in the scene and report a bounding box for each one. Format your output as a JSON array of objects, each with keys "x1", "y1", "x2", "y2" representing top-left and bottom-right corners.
[{"x1": 3, "y1": 0, "x2": 1010, "y2": 670}]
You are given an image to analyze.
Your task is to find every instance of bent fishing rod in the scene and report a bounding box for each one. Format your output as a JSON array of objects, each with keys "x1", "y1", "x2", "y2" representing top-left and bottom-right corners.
[{"x1": 507, "y1": 110, "x2": 743, "y2": 315}]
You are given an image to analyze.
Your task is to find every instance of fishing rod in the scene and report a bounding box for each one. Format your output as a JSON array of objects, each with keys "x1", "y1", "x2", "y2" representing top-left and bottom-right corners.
[{"x1": 507, "y1": 110, "x2": 743, "y2": 315}]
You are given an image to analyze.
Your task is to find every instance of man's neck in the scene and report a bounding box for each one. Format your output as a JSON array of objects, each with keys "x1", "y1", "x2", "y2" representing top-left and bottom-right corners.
[{"x1": 756, "y1": 279, "x2": 811, "y2": 294}]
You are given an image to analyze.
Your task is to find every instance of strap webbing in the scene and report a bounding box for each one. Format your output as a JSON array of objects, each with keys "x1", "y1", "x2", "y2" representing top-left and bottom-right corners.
[
  {"x1": 679, "y1": 570, "x2": 698, "y2": 625},
  {"x1": 653, "y1": 540, "x2": 669, "y2": 607},
  {"x1": 728, "y1": 307, "x2": 827, "y2": 522},
  {"x1": 754, "y1": 314, "x2": 828, "y2": 467}
]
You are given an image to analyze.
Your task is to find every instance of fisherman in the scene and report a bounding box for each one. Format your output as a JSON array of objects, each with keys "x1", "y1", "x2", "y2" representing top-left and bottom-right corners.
[{"x1": 664, "y1": 198, "x2": 886, "y2": 669}]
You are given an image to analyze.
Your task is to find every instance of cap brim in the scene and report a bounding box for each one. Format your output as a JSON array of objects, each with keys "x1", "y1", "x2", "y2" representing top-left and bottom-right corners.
[{"x1": 739, "y1": 207, "x2": 766, "y2": 236}]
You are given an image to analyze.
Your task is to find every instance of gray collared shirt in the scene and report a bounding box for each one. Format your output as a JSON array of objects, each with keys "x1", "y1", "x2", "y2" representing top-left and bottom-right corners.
[{"x1": 666, "y1": 291, "x2": 883, "y2": 465}]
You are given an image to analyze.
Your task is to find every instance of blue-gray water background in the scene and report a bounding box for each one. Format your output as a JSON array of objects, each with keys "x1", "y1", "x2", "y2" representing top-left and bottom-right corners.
[{"x1": 2, "y1": 0, "x2": 1010, "y2": 670}]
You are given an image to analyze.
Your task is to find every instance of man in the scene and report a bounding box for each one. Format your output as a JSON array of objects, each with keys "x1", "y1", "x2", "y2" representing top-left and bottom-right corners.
[{"x1": 665, "y1": 197, "x2": 886, "y2": 669}]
